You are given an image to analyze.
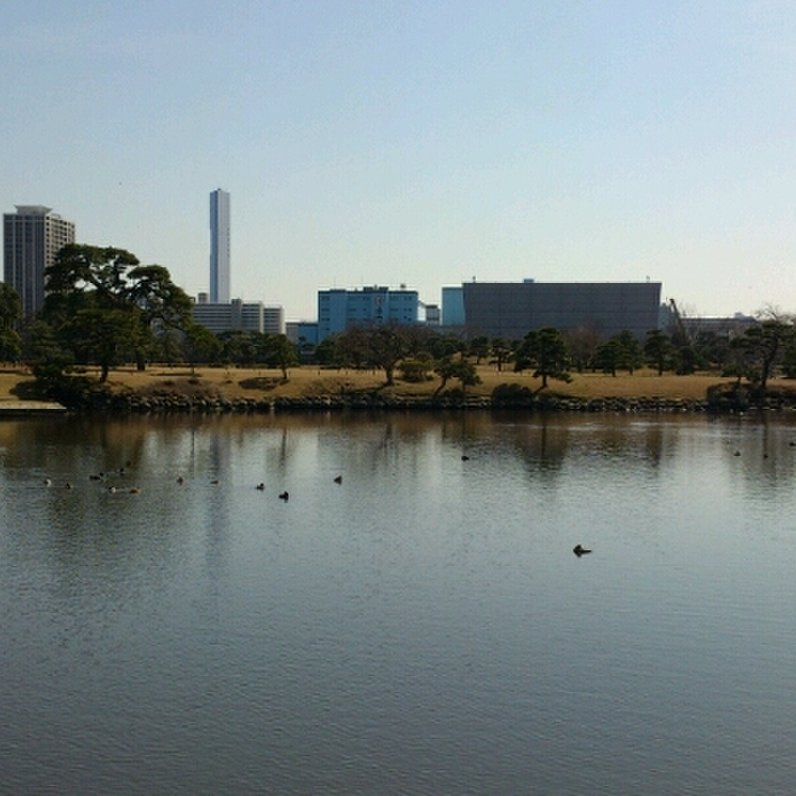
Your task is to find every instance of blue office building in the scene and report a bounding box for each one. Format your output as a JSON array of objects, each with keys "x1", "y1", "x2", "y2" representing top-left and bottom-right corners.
[{"x1": 317, "y1": 286, "x2": 419, "y2": 340}]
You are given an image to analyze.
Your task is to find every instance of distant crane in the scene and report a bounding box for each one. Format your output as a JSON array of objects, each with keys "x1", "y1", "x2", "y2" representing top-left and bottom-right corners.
[{"x1": 668, "y1": 298, "x2": 689, "y2": 347}]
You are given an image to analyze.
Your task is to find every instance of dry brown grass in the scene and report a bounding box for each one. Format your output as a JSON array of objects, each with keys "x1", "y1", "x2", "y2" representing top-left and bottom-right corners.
[{"x1": 3, "y1": 362, "x2": 793, "y2": 403}]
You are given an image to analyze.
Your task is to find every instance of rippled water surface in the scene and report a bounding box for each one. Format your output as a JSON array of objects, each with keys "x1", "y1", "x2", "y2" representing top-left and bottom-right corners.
[{"x1": 2, "y1": 411, "x2": 796, "y2": 794}]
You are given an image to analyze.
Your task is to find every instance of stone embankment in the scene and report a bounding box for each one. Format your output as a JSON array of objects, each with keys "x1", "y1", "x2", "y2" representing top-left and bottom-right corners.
[
  {"x1": 62, "y1": 389, "x2": 743, "y2": 414},
  {"x1": 30, "y1": 379, "x2": 796, "y2": 415}
]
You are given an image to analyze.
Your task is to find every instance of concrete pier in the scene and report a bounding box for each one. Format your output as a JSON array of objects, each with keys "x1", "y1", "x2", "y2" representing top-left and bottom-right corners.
[{"x1": 0, "y1": 401, "x2": 67, "y2": 416}]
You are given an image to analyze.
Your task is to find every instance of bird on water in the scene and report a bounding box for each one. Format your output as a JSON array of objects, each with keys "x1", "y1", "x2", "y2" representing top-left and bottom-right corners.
[{"x1": 573, "y1": 544, "x2": 592, "y2": 557}]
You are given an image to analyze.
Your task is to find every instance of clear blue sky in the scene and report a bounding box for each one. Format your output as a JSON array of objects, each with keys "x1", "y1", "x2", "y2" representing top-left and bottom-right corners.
[{"x1": 3, "y1": 0, "x2": 796, "y2": 321}]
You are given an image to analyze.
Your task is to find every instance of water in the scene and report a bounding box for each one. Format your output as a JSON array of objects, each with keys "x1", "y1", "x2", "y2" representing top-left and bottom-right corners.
[{"x1": 1, "y1": 411, "x2": 796, "y2": 794}]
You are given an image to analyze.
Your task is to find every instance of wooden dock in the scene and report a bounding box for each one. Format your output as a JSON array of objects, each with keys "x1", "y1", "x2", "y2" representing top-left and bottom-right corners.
[{"x1": 0, "y1": 401, "x2": 68, "y2": 416}]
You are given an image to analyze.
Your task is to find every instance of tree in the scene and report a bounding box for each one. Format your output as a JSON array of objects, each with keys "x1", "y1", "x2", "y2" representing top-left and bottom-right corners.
[
  {"x1": 0, "y1": 283, "x2": 22, "y2": 330},
  {"x1": 263, "y1": 334, "x2": 299, "y2": 380},
  {"x1": 336, "y1": 324, "x2": 412, "y2": 385},
  {"x1": 220, "y1": 331, "x2": 258, "y2": 366},
  {"x1": 183, "y1": 323, "x2": 222, "y2": 374},
  {"x1": 490, "y1": 338, "x2": 512, "y2": 372},
  {"x1": 400, "y1": 356, "x2": 434, "y2": 382},
  {"x1": 22, "y1": 320, "x2": 73, "y2": 379},
  {"x1": 594, "y1": 339, "x2": 621, "y2": 376},
  {"x1": 367, "y1": 325, "x2": 410, "y2": 385},
  {"x1": 334, "y1": 326, "x2": 372, "y2": 370},
  {"x1": 433, "y1": 356, "x2": 481, "y2": 396},
  {"x1": 723, "y1": 335, "x2": 755, "y2": 386},
  {"x1": 0, "y1": 283, "x2": 23, "y2": 362},
  {"x1": 692, "y1": 331, "x2": 730, "y2": 371},
  {"x1": 644, "y1": 329, "x2": 675, "y2": 375},
  {"x1": 429, "y1": 334, "x2": 465, "y2": 360},
  {"x1": 782, "y1": 334, "x2": 796, "y2": 379},
  {"x1": 315, "y1": 336, "x2": 343, "y2": 368},
  {"x1": 565, "y1": 325, "x2": 601, "y2": 372},
  {"x1": 468, "y1": 336, "x2": 491, "y2": 364},
  {"x1": 46, "y1": 244, "x2": 138, "y2": 303},
  {"x1": 614, "y1": 330, "x2": 644, "y2": 374},
  {"x1": 125, "y1": 264, "x2": 192, "y2": 369},
  {"x1": 452, "y1": 359, "x2": 481, "y2": 393},
  {"x1": 44, "y1": 244, "x2": 191, "y2": 373},
  {"x1": 513, "y1": 327, "x2": 572, "y2": 390},
  {"x1": 65, "y1": 308, "x2": 136, "y2": 382},
  {"x1": 742, "y1": 319, "x2": 793, "y2": 391},
  {"x1": 0, "y1": 329, "x2": 22, "y2": 363}
]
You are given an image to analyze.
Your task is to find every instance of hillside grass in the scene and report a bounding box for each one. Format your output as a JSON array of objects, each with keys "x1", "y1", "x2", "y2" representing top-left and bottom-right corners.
[{"x1": 2, "y1": 362, "x2": 791, "y2": 403}]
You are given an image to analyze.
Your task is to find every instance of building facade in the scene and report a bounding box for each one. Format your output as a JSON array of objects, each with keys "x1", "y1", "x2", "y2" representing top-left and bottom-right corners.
[
  {"x1": 317, "y1": 286, "x2": 419, "y2": 340},
  {"x1": 441, "y1": 286, "x2": 465, "y2": 327},
  {"x1": 193, "y1": 298, "x2": 284, "y2": 336},
  {"x1": 3, "y1": 205, "x2": 75, "y2": 317},
  {"x1": 209, "y1": 188, "x2": 230, "y2": 303},
  {"x1": 462, "y1": 280, "x2": 662, "y2": 341}
]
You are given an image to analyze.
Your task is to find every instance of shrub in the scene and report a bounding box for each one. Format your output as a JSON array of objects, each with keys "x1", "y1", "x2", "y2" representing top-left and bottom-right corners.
[
  {"x1": 492, "y1": 382, "x2": 535, "y2": 407},
  {"x1": 399, "y1": 357, "x2": 433, "y2": 383}
]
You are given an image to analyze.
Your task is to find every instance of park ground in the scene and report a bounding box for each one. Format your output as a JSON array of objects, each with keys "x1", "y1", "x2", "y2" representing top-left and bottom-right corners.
[{"x1": 1, "y1": 363, "x2": 794, "y2": 404}]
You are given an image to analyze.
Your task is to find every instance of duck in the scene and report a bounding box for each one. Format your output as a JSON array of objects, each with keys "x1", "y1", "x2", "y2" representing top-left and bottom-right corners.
[
  {"x1": 129, "y1": 487, "x2": 141, "y2": 494},
  {"x1": 108, "y1": 486, "x2": 117, "y2": 494},
  {"x1": 210, "y1": 479, "x2": 220, "y2": 485},
  {"x1": 43, "y1": 478, "x2": 52, "y2": 487},
  {"x1": 573, "y1": 544, "x2": 592, "y2": 557},
  {"x1": 461, "y1": 455, "x2": 470, "y2": 461},
  {"x1": 333, "y1": 475, "x2": 342, "y2": 484},
  {"x1": 176, "y1": 476, "x2": 184, "y2": 485},
  {"x1": 278, "y1": 491, "x2": 289, "y2": 501},
  {"x1": 256, "y1": 482, "x2": 265, "y2": 491}
]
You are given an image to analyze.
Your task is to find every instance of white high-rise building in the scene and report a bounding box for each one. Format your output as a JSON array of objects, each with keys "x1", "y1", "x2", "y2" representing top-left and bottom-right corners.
[
  {"x1": 3, "y1": 205, "x2": 75, "y2": 317},
  {"x1": 209, "y1": 188, "x2": 230, "y2": 303}
]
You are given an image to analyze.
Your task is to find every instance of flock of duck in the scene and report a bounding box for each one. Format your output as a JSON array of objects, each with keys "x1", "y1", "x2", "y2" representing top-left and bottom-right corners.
[
  {"x1": 42, "y1": 468, "x2": 344, "y2": 503},
  {"x1": 43, "y1": 456, "x2": 591, "y2": 555}
]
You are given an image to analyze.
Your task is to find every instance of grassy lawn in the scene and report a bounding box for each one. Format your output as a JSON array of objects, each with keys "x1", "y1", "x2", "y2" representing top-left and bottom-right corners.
[{"x1": 1, "y1": 362, "x2": 787, "y2": 403}]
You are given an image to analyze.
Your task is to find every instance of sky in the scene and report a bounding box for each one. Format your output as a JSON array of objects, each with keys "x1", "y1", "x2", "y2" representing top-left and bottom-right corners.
[{"x1": 3, "y1": 0, "x2": 796, "y2": 322}]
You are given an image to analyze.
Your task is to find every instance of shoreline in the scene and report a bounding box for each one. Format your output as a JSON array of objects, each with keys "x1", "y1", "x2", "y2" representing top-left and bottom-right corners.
[
  {"x1": 44, "y1": 390, "x2": 794, "y2": 415},
  {"x1": 2, "y1": 365, "x2": 794, "y2": 415}
]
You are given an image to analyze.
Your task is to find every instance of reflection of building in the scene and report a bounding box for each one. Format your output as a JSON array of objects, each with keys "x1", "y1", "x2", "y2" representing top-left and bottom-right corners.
[
  {"x1": 463, "y1": 280, "x2": 662, "y2": 340},
  {"x1": 193, "y1": 297, "x2": 284, "y2": 335},
  {"x1": 209, "y1": 188, "x2": 230, "y2": 303},
  {"x1": 3, "y1": 205, "x2": 75, "y2": 317},
  {"x1": 318, "y1": 285, "x2": 418, "y2": 340}
]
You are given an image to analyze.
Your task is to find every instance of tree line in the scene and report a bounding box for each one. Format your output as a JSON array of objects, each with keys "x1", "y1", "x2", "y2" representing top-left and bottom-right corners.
[
  {"x1": 317, "y1": 315, "x2": 796, "y2": 394},
  {"x1": 0, "y1": 242, "x2": 794, "y2": 395},
  {"x1": 0, "y1": 244, "x2": 298, "y2": 383}
]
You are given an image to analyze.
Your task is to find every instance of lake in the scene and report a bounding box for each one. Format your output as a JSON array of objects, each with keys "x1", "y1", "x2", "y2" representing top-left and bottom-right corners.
[{"x1": 1, "y1": 410, "x2": 796, "y2": 794}]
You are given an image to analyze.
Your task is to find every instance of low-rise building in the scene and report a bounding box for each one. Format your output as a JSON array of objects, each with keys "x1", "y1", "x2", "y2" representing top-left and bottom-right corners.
[
  {"x1": 193, "y1": 298, "x2": 284, "y2": 335},
  {"x1": 462, "y1": 280, "x2": 662, "y2": 341},
  {"x1": 317, "y1": 285, "x2": 419, "y2": 340}
]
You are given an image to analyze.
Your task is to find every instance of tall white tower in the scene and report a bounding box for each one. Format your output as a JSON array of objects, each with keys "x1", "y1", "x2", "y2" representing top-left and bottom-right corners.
[{"x1": 209, "y1": 188, "x2": 230, "y2": 303}]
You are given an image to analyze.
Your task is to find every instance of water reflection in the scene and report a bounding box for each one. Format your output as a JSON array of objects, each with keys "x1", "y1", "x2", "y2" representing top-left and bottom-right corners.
[{"x1": 3, "y1": 411, "x2": 796, "y2": 793}]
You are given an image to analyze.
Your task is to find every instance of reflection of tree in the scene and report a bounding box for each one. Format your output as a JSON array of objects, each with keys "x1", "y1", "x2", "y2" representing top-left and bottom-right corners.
[{"x1": 512, "y1": 419, "x2": 569, "y2": 480}]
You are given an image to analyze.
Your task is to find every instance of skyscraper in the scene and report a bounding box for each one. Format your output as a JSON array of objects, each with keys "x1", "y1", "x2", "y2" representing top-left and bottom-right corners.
[
  {"x1": 3, "y1": 205, "x2": 75, "y2": 317},
  {"x1": 209, "y1": 188, "x2": 230, "y2": 303}
]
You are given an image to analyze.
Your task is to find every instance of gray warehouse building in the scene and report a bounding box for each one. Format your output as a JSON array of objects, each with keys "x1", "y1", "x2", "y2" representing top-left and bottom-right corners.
[{"x1": 462, "y1": 280, "x2": 662, "y2": 341}]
